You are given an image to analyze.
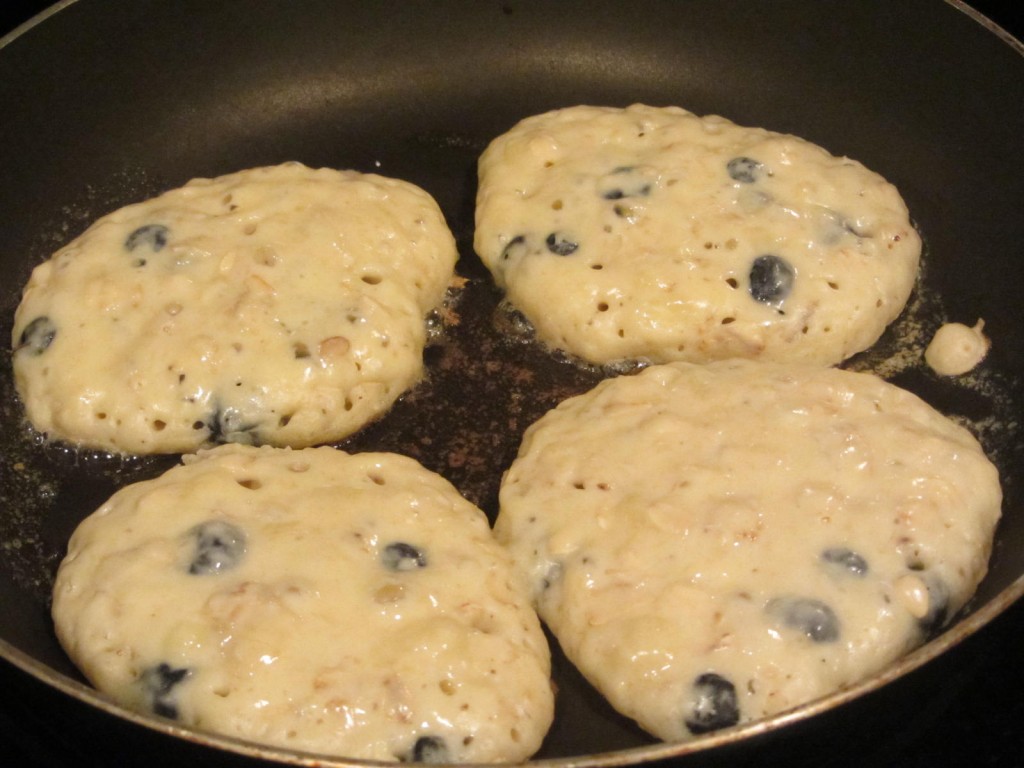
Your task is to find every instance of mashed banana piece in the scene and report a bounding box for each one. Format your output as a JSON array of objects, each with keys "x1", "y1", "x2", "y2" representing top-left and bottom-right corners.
[
  {"x1": 12, "y1": 163, "x2": 457, "y2": 454},
  {"x1": 475, "y1": 104, "x2": 921, "y2": 366},
  {"x1": 495, "y1": 360, "x2": 1000, "y2": 742},
  {"x1": 53, "y1": 444, "x2": 553, "y2": 763}
]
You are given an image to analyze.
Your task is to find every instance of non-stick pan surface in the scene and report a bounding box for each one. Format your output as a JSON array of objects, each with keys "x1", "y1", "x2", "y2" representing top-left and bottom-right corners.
[{"x1": 1, "y1": 1, "x2": 1023, "y2": 766}]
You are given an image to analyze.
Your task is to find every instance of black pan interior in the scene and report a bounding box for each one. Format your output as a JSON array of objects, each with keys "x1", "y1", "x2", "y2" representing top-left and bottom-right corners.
[{"x1": 2, "y1": 1, "x2": 1023, "y2": 765}]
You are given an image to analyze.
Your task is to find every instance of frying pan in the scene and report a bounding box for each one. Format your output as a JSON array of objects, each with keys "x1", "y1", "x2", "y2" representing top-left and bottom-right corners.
[{"x1": 1, "y1": 1, "x2": 1023, "y2": 766}]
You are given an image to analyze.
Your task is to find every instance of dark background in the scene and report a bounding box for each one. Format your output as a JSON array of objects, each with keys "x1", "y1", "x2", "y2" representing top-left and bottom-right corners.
[{"x1": 1, "y1": 1, "x2": 1022, "y2": 767}]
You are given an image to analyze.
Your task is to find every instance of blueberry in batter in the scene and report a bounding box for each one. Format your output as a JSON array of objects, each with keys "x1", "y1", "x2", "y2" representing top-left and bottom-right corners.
[
  {"x1": 766, "y1": 597, "x2": 840, "y2": 643},
  {"x1": 124, "y1": 224, "x2": 169, "y2": 253},
  {"x1": 187, "y1": 520, "x2": 247, "y2": 575},
  {"x1": 546, "y1": 232, "x2": 579, "y2": 256},
  {"x1": 748, "y1": 254, "x2": 794, "y2": 305},
  {"x1": 15, "y1": 316, "x2": 57, "y2": 356},
  {"x1": 599, "y1": 166, "x2": 652, "y2": 200},
  {"x1": 726, "y1": 156, "x2": 764, "y2": 184},
  {"x1": 821, "y1": 547, "x2": 869, "y2": 577},
  {"x1": 382, "y1": 542, "x2": 428, "y2": 571},
  {"x1": 684, "y1": 673, "x2": 739, "y2": 735},
  {"x1": 409, "y1": 735, "x2": 449, "y2": 763},
  {"x1": 140, "y1": 663, "x2": 190, "y2": 719}
]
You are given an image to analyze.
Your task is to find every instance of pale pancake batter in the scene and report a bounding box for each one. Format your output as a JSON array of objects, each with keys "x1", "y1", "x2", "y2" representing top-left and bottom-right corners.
[
  {"x1": 494, "y1": 360, "x2": 1001, "y2": 741},
  {"x1": 52, "y1": 444, "x2": 553, "y2": 763},
  {"x1": 12, "y1": 163, "x2": 458, "y2": 454},
  {"x1": 925, "y1": 319, "x2": 989, "y2": 376},
  {"x1": 475, "y1": 104, "x2": 921, "y2": 366}
]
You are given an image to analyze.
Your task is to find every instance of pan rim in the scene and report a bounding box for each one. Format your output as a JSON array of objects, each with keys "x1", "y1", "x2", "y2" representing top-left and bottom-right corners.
[
  {"x1": 948, "y1": 0, "x2": 1024, "y2": 52},
  {"x1": 0, "y1": 0, "x2": 75, "y2": 49}
]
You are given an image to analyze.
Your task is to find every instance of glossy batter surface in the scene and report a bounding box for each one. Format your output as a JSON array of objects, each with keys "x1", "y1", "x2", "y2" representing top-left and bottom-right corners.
[
  {"x1": 12, "y1": 163, "x2": 458, "y2": 454},
  {"x1": 925, "y1": 320, "x2": 989, "y2": 376},
  {"x1": 475, "y1": 105, "x2": 921, "y2": 366},
  {"x1": 494, "y1": 360, "x2": 1001, "y2": 742},
  {"x1": 52, "y1": 445, "x2": 553, "y2": 762}
]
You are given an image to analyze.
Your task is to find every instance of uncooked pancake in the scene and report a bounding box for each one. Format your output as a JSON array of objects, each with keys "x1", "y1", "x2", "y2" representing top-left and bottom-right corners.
[
  {"x1": 494, "y1": 360, "x2": 1000, "y2": 741},
  {"x1": 52, "y1": 444, "x2": 553, "y2": 763},
  {"x1": 12, "y1": 162, "x2": 458, "y2": 454},
  {"x1": 475, "y1": 104, "x2": 921, "y2": 366}
]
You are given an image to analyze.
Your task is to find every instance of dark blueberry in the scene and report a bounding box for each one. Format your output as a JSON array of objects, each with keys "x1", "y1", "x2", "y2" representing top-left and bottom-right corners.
[
  {"x1": 918, "y1": 574, "x2": 950, "y2": 635},
  {"x1": 766, "y1": 597, "x2": 840, "y2": 642},
  {"x1": 140, "y1": 663, "x2": 190, "y2": 720},
  {"x1": 748, "y1": 254, "x2": 795, "y2": 305},
  {"x1": 205, "y1": 409, "x2": 225, "y2": 443},
  {"x1": 727, "y1": 156, "x2": 764, "y2": 184},
  {"x1": 821, "y1": 547, "x2": 869, "y2": 577},
  {"x1": 187, "y1": 520, "x2": 247, "y2": 575},
  {"x1": 206, "y1": 406, "x2": 259, "y2": 446},
  {"x1": 684, "y1": 672, "x2": 740, "y2": 735},
  {"x1": 409, "y1": 735, "x2": 449, "y2": 763},
  {"x1": 15, "y1": 316, "x2": 57, "y2": 355},
  {"x1": 545, "y1": 232, "x2": 579, "y2": 256},
  {"x1": 599, "y1": 166, "x2": 652, "y2": 200},
  {"x1": 124, "y1": 224, "x2": 170, "y2": 253},
  {"x1": 500, "y1": 234, "x2": 528, "y2": 261},
  {"x1": 382, "y1": 542, "x2": 427, "y2": 571}
]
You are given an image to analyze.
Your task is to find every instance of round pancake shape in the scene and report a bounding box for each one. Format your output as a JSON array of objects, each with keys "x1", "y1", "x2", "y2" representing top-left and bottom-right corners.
[
  {"x1": 52, "y1": 444, "x2": 554, "y2": 763},
  {"x1": 474, "y1": 104, "x2": 921, "y2": 367},
  {"x1": 11, "y1": 163, "x2": 458, "y2": 454},
  {"x1": 494, "y1": 360, "x2": 1001, "y2": 742}
]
